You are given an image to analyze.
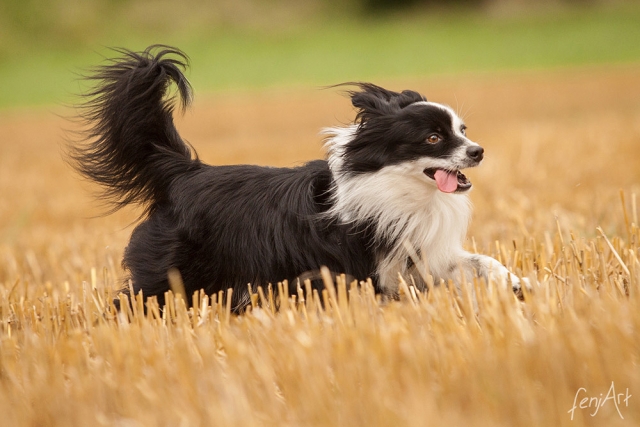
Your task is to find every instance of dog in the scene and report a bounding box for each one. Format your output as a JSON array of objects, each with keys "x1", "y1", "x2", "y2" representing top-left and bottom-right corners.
[{"x1": 70, "y1": 45, "x2": 522, "y2": 310}]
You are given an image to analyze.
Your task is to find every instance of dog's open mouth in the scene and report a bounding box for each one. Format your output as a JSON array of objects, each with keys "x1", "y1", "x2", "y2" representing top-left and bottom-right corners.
[{"x1": 423, "y1": 168, "x2": 472, "y2": 193}]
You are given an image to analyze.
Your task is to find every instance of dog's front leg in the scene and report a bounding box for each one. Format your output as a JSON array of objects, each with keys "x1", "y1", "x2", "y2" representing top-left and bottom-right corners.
[{"x1": 453, "y1": 252, "x2": 524, "y2": 294}]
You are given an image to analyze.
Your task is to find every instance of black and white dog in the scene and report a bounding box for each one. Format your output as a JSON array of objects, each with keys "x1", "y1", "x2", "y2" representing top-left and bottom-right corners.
[{"x1": 71, "y1": 45, "x2": 522, "y2": 309}]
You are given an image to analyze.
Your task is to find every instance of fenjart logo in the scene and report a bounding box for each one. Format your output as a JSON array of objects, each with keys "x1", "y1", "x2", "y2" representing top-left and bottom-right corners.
[{"x1": 568, "y1": 382, "x2": 632, "y2": 420}]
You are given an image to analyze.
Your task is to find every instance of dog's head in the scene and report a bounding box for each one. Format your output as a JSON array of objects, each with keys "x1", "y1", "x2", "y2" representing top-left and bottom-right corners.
[{"x1": 327, "y1": 83, "x2": 483, "y2": 194}]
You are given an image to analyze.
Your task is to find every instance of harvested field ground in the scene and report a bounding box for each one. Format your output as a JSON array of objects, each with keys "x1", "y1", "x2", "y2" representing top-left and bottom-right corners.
[{"x1": 1, "y1": 65, "x2": 639, "y2": 426}]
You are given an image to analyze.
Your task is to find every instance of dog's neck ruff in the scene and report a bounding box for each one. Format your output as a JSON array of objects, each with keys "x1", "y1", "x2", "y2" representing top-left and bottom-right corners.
[{"x1": 323, "y1": 125, "x2": 473, "y2": 290}]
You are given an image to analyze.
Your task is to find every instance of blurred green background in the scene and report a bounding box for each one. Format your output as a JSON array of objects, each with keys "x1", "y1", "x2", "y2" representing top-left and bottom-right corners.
[{"x1": 0, "y1": 0, "x2": 639, "y2": 109}]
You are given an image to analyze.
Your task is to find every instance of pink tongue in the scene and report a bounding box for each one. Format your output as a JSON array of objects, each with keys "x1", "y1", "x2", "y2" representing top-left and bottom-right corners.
[{"x1": 434, "y1": 170, "x2": 458, "y2": 193}]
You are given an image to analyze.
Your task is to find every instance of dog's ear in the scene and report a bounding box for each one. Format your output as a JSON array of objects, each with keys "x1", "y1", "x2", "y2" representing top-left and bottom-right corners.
[
  {"x1": 344, "y1": 83, "x2": 427, "y2": 124},
  {"x1": 396, "y1": 90, "x2": 427, "y2": 108},
  {"x1": 349, "y1": 83, "x2": 398, "y2": 123}
]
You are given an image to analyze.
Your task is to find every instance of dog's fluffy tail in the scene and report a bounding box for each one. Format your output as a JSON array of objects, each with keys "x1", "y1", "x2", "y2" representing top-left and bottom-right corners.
[{"x1": 70, "y1": 45, "x2": 197, "y2": 215}]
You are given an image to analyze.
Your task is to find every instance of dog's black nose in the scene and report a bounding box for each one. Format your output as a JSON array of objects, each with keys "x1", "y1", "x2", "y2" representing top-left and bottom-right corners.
[{"x1": 466, "y1": 146, "x2": 484, "y2": 161}]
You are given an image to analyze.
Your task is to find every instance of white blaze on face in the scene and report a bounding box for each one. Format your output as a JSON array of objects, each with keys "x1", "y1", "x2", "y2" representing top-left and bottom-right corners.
[
  {"x1": 446, "y1": 105, "x2": 466, "y2": 138},
  {"x1": 438, "y1": 103, "x2": 482, "y2": 152},
  {"x1": 430, "y1": 104, "x2": 484, "y2": 191}
]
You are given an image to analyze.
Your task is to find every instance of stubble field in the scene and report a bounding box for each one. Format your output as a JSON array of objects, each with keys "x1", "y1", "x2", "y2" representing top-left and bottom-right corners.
[{"x1": 0, "y1": 65, "x2": 639, "y2": 426}]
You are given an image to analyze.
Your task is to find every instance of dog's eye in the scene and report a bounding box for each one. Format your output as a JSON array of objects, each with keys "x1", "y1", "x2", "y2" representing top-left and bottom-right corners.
[
  {"x1": 427, "y1": 134, "x2": 441, "y2": 144},
  {"x1": 460, "y1": 125, "x2": 467, "y2": 135}
]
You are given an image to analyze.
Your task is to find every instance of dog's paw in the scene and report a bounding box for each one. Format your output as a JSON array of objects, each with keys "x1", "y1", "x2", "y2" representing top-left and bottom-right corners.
[
  {"x1": 509, "y1": 273, "x2": 524, "y2": 300},
  {"x1": 483, "y1": 259, "x2": 527, "y2": 296},
  {"x1": 468, "y1": 254, "x2": 530, "y2": 299},
  {"x1": 501, "y1": 270, "x2": 531, "y2": 300}
]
